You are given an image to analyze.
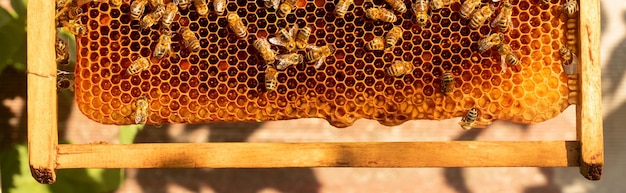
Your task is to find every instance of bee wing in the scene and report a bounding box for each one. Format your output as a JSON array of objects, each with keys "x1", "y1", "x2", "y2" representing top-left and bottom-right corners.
[
  {"x1": 306, "y1": 44, "x2": 319, "y2": 50},
  {"x1": 571, "y1": 53, "x2": 579, "y2": 66},
  {"x1": 57, "y1": 69, "x2": 72, "y2": 75},
  {"x1": 273, "y1": 0, "x2": 280, "y2": 9},
  {"x1": 134, "y1": 111, "x2": 147, "y2": 124},
  {"x1": 314, "y1": 59, "x2": 324, "y2": 69},
  {"x1": 268, "y1": 37, "x2": 284, "y2": 46},
  {"x1": 288, "y1": 26, "x2": 298, "y2": 38},
  {"x1": 276, "y1": 61, "x2": 288, "y2": 70},
  {"x1": 276, "y1": 53, "x2": 290, "y2": 63},
  {"x1": 306, "y1": 44, "x2": 317, "y2": 50},
  {"x1": 490, "y1": 13, "x2": 501, "y2": 28},
  {"x1": 564, "y1": 53, "x2": 578, "y2": 75},
  {"x1": 264, "y1": 0, "x2": 280, "y2": 9}
]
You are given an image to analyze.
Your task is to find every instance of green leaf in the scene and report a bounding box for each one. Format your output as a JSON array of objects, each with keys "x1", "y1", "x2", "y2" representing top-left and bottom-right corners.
[
  {"x1": 0, "y1": 21, "x2": 26, "y2": 74},
  {"x1": 10, "y1": 0, "x2": 26, "y2": 20},
  {"x1": 1, "y1": 144, "x2": 123, "y2": 193},
  {"x1": 119, "y1": 125, "x2": 144, "y2": 144},
  {"x1": 0, "y1": 7, "x2": 14, "y2": 28},
  {"x1": 10, "y1": 39, "x2": 27, "y2": 71},
  {"x1": 0, "y1": 144, "x2": 20, "y2": 192}
]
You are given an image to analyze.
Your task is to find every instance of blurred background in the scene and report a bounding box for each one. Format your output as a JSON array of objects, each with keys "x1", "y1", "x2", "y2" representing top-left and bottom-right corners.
[{"x1": 1, "y1": 0, "x2": 624, "y2": 192}]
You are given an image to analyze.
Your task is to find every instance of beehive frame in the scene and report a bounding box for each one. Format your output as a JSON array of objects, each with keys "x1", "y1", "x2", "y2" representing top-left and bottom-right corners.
[{"x1": 28, "y1": 0, "x2": 603, "y2": 184}]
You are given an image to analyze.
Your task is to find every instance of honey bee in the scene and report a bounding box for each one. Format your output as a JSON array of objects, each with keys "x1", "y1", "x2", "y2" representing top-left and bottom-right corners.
[
  {"x1": 127, "y1": 57, "x2": 151, "y2": 75},
  {"x1": 149, "y1": 0, "x2": 164, "y2": 8},
  {"x1": 265, "y1": 66, "x2": 278, "y2": 91},
  {"x1": 412, "y1": 0, "x2": 430, "y2": 27},
  {"x1": 57, "y1": 75, "x2": 75, "y2": 93},
  {"x1": 277, "y1": 0, "x2": 297, "y2": 17},
  {"x1": 56, "y1": 38, "x2": 69, "y2": 65},
  {"x1": 110, "y1": 0, "x2": 123, "y2": 6},
  {"x1": 276, "y1": 53, "x2": 304, "y2": 70},
  {"x1": 459, "y1": 107, "x2": 478, "y2": 130},
  {"x1": 295, "y1": 26, "x2": 312, "y2": 49},
  {"x1": 213, "y1": 0, "x2": 226, "y2": 15},
  {"x1": 160, "y1": 3, "x2": 178, "y2": 29},
  {"x1": 430, "y1": 0, "x2": 453, "y2": 10},
  {"x1": 469, "y1": 4, "x2": 495, "y2": 29},
  {"x1": 153, "y1": 33, "x2": 172, "y2": 58},
  {"x1": 384, "y1": 0, "x2": 407, "y2": 13},
  {"x1": 61, "y1": 20, "x2": 86, "y2": 35},
  {"x1": 491, "y1": 1, "x2": 512, "y2": 32},
  {"x1": 335, "y1": 0, "x2": 354, "y2": 18},
  {"x1": 253, "y1": 38, "x2": 277, "y2": 64},
  {"x1": 56, "y1": 0, "x2": 68, "y2": 9},
  {"x1": 140, "y1": 11, "x2": 162, "y2": 29},
  {"x1": 385, "y1": 60, "x2": 414, "y2": 77},
  {"x1": 227, "y1": 13, "x2": 247, "y2": 38},
  {"x1": 153, "y1": 3, "x2": 168, "y2": 18},
  {"x1": 269, "y1": 26, "x2": 297, "y2": 52},
  {"x1": 441, "y1": 72, "x2": 454, "y2": 95},
  {"x1": 67, "y1": 7, "x2": 83, "y2": 20},
  {"x1": 181, "y1": 28, "x2": 201, "y2": 52},
  {"x1": 134, "y1": 97, "x2": 149, "y2": 124},
  {"x1": 560, "y1": 46, "x2": 578, "y2": 74},
  {"x1": 562, "y1": 0, "x2": 578, "y2": 17},
  {"x1": 460, "y1": 0, "x2": 481, "y2": 19},
  {"x1": 174, "y1": 0, "x2": 190, "y2": 10},
  {"x1": 477, "y1": 33, "x2": 503, "y2": 53},
  {"x1": 264, "y1": 0, "x2": 280, "y2": 10},
  {"x1": 193, "y1": 0, "x2": 209, "y2": 15},
  {"x1": 385, "y1": 26, "x2": 403, "y2": 50},
  {"x1": 366, "y1": 7, "x2": 397, "y2": 23},
  {"x1": 305, "y1": 45, "x2": 335, "y2": 69},
  {"x1": 497, "y1": 43, "x2": 520, "y2": 73},
  {"x1": 365, "y1": 36, "x2": 385, "y2": 51},
  {"x1": 130, "y1": 0, "x2": 148, "y2": 20}
]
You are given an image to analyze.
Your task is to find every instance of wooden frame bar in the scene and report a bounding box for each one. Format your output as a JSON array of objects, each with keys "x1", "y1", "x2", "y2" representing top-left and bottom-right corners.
[
  {"x1": 28, "y1": 0, "x2": 603, "y2": 184},
  {"x1": 27, "y1": 0, "x2": 58, "y2": 184},
  {"x1": 55, "y1": 141, "x2": 580, "y2": 168},
  {"x1": 576, "y1": 0, "x2": 604, "y2": 180}
]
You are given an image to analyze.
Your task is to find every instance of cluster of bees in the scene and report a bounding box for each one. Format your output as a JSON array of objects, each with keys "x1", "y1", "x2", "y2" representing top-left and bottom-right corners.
[
  {"x1": 55, "y1": 0, "x2": 94, "y2": 93},
  {"x1": 55, "y1": 0, "x2": 580, "y2": 128},
  {"x1": 461, "y1": 0, "x2": 579, "y2": 129},
  {"x1": 252, "y1": 0, "x2": 336, "y2": 91},
  {"x1": 350, "y1": 0, "x2": 579, "y2": 129}
]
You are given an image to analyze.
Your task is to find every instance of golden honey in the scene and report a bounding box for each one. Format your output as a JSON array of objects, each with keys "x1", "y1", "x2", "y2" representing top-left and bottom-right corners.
[{"x1": 73, "y1": 0, "x2": 575, "y2": 128}]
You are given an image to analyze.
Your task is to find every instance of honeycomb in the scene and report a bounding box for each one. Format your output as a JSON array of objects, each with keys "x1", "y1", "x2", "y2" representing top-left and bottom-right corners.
[{"x1": 73, "y1": 0, "x2": 575, "y2": 128}]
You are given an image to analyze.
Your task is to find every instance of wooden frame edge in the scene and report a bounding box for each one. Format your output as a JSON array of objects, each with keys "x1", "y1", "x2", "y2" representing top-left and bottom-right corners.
[
  {"x1": 29, "y1": 0, "x2": 601, "y2": 184},
  {"x1": 55, "y1": 141, "x2": 580, "y2": 168},
  {"x1": 27, "y1": 0, "x2": 58, "y2": 184},
  {"x1": 577, "y1": 0, "x2": 604, "y2": 180}
]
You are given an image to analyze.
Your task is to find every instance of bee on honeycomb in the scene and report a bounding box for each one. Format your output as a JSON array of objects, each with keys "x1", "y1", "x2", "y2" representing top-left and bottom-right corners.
[{"x1": 69, "y1": 0, "x2": 576, "y2": 128}]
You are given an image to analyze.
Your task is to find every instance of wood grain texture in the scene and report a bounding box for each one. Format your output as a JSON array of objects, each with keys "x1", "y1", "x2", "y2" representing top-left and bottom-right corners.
[
  {"x1": 27, "y1": 0, "x2": 58, "y2": 184},
  {"x1": 577, "y1": 0, "x2": 604, "y2": 180},
  {"x1": 56, "y1": 141, "x2": 580, "y2": 169}
]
